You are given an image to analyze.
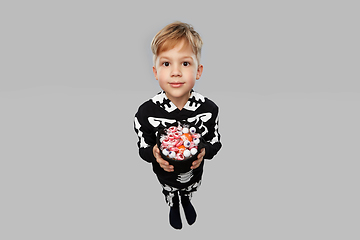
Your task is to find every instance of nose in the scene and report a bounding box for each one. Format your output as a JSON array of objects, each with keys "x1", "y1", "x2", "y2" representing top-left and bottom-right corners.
[{"x1": 171, "y1": 65, "x2": 182, "y2": 77}]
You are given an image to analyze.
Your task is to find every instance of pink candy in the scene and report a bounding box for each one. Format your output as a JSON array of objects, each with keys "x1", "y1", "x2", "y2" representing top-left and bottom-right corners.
[
  {"x1": 160, "y1": 123, "x2": 201, "y2": 161},
  {"x1": 170, "y1": 147, "x2": 179, "y2": 152},
  {"x1": 168, "y1": 126, "x2": 178, "y2": 133},
  {"x1": 176, "y1": 153, "x2": 185, "y2": 161},
  {"x1": 192, "y1": 133, "x2": 201, "y2": 139},
  {"x1": 175, "y1": 140, "x2": 184, "y2": 147},
  {"x1": 173, "y1": 132, "x2": 182, "y2": 139}
]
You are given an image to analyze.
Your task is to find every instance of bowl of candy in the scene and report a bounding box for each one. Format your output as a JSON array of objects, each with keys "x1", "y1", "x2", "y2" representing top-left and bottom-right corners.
[{"x1": 157, "y1": 122, "x2": 204, "y2": 173}]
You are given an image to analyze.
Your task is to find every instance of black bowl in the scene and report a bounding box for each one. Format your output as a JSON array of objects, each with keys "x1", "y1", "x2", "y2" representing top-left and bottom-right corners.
[{"x1": 156, "y1": 122, "x2": 204, "y2": 173}]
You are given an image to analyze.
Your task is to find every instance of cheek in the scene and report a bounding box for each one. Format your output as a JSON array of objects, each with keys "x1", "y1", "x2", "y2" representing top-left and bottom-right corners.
[
  {"x1": 156, "y1": 70, "x2": 165, "y2": 80},
  {"x1": 157, "y1": 72, "x2": 168, "y2": 85},
  {"x1": 186, "y1": 71, "x2": 197, "y2": 81},
  {"x1": 160, "y1": 71, "x2": 168, "y2": 79}
]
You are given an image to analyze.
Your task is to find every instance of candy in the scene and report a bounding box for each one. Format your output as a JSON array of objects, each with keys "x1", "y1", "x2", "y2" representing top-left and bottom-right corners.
[
  {"x1": 170, "y1": 147, "x2": 179, "y2": 152},
  {"x1": 162, "y1": 149, "x2": 169, "y2": 156},
  {"x1": 192, "y1": 133, "x2": 201, "y2": 139},
  {"x1": 190, "y1": 148, "x2": 198, "y2": 155},
  {"x1": 178, "y1": 145, "x2": 186, "y2": 153},
  {"x1": 176, "y1": 153, "x2": 185, "y2": 161},
  {"x1": 173, "y1": 139, "x2": 180, "y2": 146},
  {"x1": 160, "y1": 123, "x2": 201, "y2": 161},
  {"x1": 175, "y1": 140, "x2": 184, "y2": 147},
  {"x1": 183, "y1": 149, "x2": 191, "y2": 158},
  {"x1": 168, "y1": 126, "x2": 177, "y2": 133},
  {"x1": 160, "y1": 136, "x2": 167, "y2": 143},
  {"x1": 168, "y1": 151, "x2": 176, "y2": 159},
  {"x1": 181, "y1": 133, "x2": 192, "y2": 142},
  {"x1": 167, "y1": 139, "x2": 177, "y2": 147},
  {"x1": 184, "y1": 140, "x2": 191, "y2": 148},
  {"x1": 173, "y1": 132, "x2": 182, "y2": 139},
  {"x1": 162, "y1": 138, "x2": 171, "y2": 147}
]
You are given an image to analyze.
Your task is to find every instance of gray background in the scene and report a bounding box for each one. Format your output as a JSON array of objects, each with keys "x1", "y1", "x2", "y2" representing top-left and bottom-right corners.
[{"x1": 1, "y1": 0, "x2": 359, "y2": 239}]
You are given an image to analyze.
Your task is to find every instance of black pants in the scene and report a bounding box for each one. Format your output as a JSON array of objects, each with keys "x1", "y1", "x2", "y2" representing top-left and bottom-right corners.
[{"x1": 160, "y1": 179, "x2": 202, "y2": 207}]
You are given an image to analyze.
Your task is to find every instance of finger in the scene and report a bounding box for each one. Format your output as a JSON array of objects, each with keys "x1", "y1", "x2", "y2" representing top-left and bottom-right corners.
[
  {"x1": 157, "y1": 159, "x2": 174, "y2": 172},
  {"x1": 157, "y1": 158, "x2": 168, "y2": 166},
  {"x1": 161, "y1": 159, "x2": 169, "y2": 166},
  {"x1": 191, "y1": 164, "x2": 198, "y2": 170},
  {"x1": 153, "y1": 146, "x2": 160, "y2": 158},
  {"x1": 191, "y1": 160, "x2": 199, "y2": 169},
  {"x1": 196, "y1": 149, "x2": 204, "y2": 158},
  {"x1": 163, "y1": 164, "x2": 174, "y2": 172}
]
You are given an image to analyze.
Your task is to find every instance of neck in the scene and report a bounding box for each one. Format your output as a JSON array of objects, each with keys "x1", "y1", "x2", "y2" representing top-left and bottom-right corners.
[{"x1": 166, "y1": 92, "x2": 191, "y2": 110}]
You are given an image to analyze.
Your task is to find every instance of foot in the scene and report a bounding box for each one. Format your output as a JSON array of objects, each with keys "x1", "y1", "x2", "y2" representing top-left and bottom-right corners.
[
  {"x1": 180, "y1": 195, "x2": 197, "y2": 225},
  {"x1": 169, "y1": 205, "x2": 182, "y2": 229}
]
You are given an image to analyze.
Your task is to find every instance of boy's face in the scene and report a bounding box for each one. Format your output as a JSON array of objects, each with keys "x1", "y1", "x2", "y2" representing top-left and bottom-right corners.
[{"x1": 153, "y1": 39, "x2": 203, "y2": 106}]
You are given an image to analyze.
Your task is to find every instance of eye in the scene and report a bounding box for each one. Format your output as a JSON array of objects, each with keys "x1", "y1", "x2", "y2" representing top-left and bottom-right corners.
[
  {"x1": 183, "y1": 62, "x2": 190, "y2": 66},
  {"x1": 162, "y1": 62, "x2": 170, "y2": 67}
]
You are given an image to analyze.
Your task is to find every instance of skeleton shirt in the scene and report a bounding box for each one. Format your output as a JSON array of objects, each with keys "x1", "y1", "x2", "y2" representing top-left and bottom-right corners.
[{"x1": 134, "y1": 90, "x2": 222, "y2": 189}]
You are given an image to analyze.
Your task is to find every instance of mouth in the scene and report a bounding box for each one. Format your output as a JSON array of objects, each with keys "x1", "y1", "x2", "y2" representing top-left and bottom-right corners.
[{"x1": 169, "y1": 82, "x2": 184, "y2": 88}]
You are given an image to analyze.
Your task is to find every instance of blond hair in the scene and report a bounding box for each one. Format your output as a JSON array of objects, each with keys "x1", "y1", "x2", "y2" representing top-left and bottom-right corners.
[{"x1": 151, "y1": 21, "x2": 203, "y2": 65}]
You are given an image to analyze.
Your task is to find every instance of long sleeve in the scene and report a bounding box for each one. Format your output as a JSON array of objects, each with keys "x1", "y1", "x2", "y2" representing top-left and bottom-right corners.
[
  {"x1": 202, "y1": 104, "x2": 222, "y2": 160},
  {"x1": 134, "y1": 109, "x2": 156, "y2": 163}
]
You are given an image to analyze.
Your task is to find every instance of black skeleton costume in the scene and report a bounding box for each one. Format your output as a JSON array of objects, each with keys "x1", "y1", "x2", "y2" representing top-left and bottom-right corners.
[{"x1": 134, "y1": 90, "x2": 222, "y2": 207}]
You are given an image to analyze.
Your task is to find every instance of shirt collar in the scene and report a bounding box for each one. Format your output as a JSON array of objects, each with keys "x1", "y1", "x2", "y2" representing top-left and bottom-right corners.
[{"x1": 151, "y1": 90, "x2": 205, "y2": 113}]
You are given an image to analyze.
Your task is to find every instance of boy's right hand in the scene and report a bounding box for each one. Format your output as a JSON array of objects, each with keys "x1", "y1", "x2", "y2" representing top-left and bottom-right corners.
[{"x1": 153, "y1": 145, "x2": 174, "y2": 172}]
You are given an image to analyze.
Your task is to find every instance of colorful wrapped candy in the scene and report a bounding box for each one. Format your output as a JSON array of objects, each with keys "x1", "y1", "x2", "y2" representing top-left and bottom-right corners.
[{"x1": 159, "y1": 123, "x2": 200, "y2": 161}]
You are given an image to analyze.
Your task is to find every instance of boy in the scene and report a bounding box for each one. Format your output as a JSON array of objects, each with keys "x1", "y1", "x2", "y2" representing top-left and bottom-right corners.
[{"x1": 134, "y1": 21, "x2": 222, "y2": 229}]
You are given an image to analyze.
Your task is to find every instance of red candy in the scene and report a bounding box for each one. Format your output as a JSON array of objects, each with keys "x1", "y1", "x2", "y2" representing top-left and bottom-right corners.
[
  {"x1": 170, "y1": 147, "x2": 179, "y2": 152},
  {"x1": 175, "y1": 140, "x2": 184, "y2": 147},
  {"x1": 176, "y1": 153, "x2": 185, "y2": 161},
  {"x1": 168, "y1": 126, "x2": 177, "y2": 133},
  {"x1": 173, "y1": 132, "x2": 182, "y2": 139},
  {"x1": 160, "y1": 123, "x2": 201, "y2": 160}
]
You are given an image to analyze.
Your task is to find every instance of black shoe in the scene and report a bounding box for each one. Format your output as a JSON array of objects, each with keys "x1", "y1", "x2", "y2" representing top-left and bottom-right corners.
[
  {"x1": 169, "y1": 192, "x2": 182, "y2": 229},
  {"x1": 180, "y1": 192, "x2": 197, "y2": 225},
  {"x1": 169, "y1": 205, "x2": 182, "y2": 229}
]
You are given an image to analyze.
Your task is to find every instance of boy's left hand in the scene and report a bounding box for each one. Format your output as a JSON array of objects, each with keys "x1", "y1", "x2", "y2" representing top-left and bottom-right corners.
[{"x1": 191, "y1": 148, "x2": 205, "y2": 170}]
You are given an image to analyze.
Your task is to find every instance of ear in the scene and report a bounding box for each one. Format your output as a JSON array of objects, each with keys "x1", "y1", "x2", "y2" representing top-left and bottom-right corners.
[
  {"x1": 196, "y1": 64, "x2": 203, "y2": 80},
  {"x1": 153, "y1": 66, "x2": 158, "y2": 80}
]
